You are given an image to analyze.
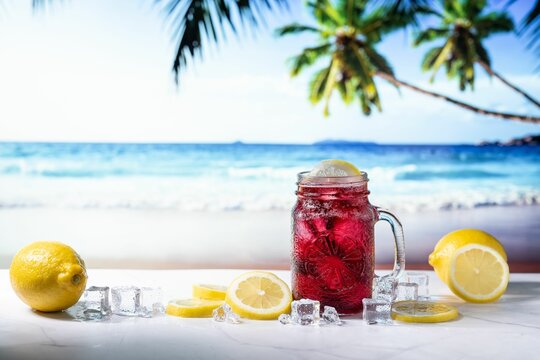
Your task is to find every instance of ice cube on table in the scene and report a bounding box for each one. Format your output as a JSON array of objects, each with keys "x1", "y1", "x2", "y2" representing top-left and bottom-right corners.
[
  {"x1": 278, "y1": 313, "x2": 291, "y2": 325},
  {"x1": 212, "y1": 303, "x2": 240, "y2": 324},
  {"x1": 291, "y1": 299, "x2": 320, "y2": 325},
  {"x1": 139, "y1": 287, "x2": 164, "y2": 317},
  {"x1": 83, "y1": 286, "x2": 111, "y2": 320},
  {"x1": 372, "y1": 275, "x2": 397, "y2": 302},
  {"x1": 395, "y1": 282, "x2": 419, "y2": 301},
  {"x1": 406, "y1": 272, "x2": 430, "y2": 300},
  {"x1": 67, "y1": 286, "x2": 111, "y2": 321},
  {"x1": 321, "y1": 306, "x2": 342, "y2": 325},
  {"x1": 112, "y1": 286, "x2": 141, "y2": 316},
  {"x1": 362, "y1": 298, "x2": 392, "y2": 325}
]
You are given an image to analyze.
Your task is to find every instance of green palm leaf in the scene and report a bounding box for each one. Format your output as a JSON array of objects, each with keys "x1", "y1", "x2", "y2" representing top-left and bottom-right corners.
[
  {"x1": 161, "y1": 0, "x2": 287, "y2": 83},
  {"x1": 414, "y1": 27, "x2": 450, "y2": 46},
  {"x1": 309, "y1": 65, "x2": 332, "y2": 104},
  {"x1": 288, "y1": 43, "x2": 333, "y2": 77},
  {"x1": 307, "y1": 0, "x2": 344, "y2": 29},
  {"x1": 275, "y1": 23, "x2": 322, "y2": 36}
]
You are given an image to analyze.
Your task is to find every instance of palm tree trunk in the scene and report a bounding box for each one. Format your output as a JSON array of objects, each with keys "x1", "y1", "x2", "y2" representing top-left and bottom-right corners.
[
  {"x1": 375, "y1": 72, "x2": 540, "y2": 124},
  {"x1": 478, "y1": 61, "x2": 540, "y2": 109}
]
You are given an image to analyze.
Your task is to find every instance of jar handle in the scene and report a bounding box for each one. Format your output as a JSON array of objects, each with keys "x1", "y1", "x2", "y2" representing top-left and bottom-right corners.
[{"x1": 375, "y1": 208, "x2": 406, "y2": 279}]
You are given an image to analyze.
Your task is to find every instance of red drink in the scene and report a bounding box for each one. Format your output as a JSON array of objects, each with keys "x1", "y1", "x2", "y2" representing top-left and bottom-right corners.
[{"x1": 291, "y1": 172, "x2": 404, "y2": 314}]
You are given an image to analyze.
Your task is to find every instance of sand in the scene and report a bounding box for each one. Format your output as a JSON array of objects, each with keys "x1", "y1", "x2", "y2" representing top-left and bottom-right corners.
[{"x1": 0, "y1": 205, "x2": 538, "y2": 270}]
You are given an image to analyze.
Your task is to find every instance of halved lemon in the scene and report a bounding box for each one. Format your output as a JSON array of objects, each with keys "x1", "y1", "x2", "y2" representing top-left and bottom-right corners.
[
  {"x1": 309, "y1": 159, "x2": 361, "y2": 177},
  {"x1": 448, "y1": 244, "x2": 509, "y2": 303},
  {"x1": 192, "y1": 284, "x2": 227, "y2": 300},
  {"x1": 392, "y1": 301, "x2": 459, "y2": 323},
  {"x1": 429, "y1": 229, "x2": 509, "y2": 303},
  {"x1": 225, "y1": 271, "x2": 292, "y2": 320},
  {"x1": 165, "y1": 298, "x2": 223, "y2": 317}
]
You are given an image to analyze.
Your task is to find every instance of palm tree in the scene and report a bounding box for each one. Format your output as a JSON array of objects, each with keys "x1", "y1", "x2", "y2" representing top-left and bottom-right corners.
[
  {"x1": 415, "y1": 0, "x2": 540, "y2": 108},
  {"x1": 159, "y1": 0, "x2": 288, "y2": 83},
  {"x1": 278, "y1": 0, "x2": 540, "y2": 123}
]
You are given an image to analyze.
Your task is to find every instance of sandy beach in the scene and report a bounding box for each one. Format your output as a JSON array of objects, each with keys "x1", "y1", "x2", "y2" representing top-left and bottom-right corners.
[{"x1": 1, "y1": 205, "x2": 538, "y2": 271}]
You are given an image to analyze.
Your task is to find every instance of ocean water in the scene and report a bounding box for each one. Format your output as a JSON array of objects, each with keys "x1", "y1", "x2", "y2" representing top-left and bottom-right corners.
[{"x1": 1, "y1": 142, "x2": 539, "y2": 213}]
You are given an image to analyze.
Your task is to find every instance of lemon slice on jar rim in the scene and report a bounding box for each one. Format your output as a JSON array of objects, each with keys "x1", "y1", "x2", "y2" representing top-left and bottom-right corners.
[{"x1": 309, "y1": 159, "x2": 361, "y2": 177}]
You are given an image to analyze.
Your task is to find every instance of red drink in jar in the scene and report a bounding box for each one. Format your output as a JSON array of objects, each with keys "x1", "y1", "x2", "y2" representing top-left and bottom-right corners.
[{"x1": 291, "y1": 170, "x2": 405, "y2": 314}]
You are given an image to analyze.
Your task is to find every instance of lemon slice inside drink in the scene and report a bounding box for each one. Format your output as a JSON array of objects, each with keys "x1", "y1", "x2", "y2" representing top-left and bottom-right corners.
[
  {"x1": 391, "y1": 301, "x2": 459, "y2": 323},
  {"x1": 225, "y1": 271, "x2": 292, "y2": 320},
  {"x1": 192, "y1": 284, "x2": 227, "y2": 300},
  {"x1": 165, "y1": 298, "x2": 224, "y2": 317},
  {"x1": 309, "y1": 159, "x2": 361, "y2": 177}
]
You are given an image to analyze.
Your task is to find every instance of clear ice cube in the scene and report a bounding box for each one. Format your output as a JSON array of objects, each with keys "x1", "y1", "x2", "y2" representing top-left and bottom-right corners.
[
  {"x1": 82, "y1": 286, "x2": 111, "y2": 320},
  {"x1": 111, "y1": 286, "x2": 141, "y2": 316},
  {"x1": 212, "y1": 303, "x2": 240, "y2": 324},
  {"x1": 321, "y1": 306, "x2": 342, "y2": 325},
  {"x1": 372, "y1": 275, "x2": 397, "y2": 302},
  {"x1": 291, "y1": 299, "x2": 320, "y2": 325},
  {"x1": 139, "y1": 287, "x2": 164, "y2": 317},
  {"x1": 362, "y1": 298, "x2": 392, "y2": 325},
  {"x1": 395, "y1": 282, "x2": 419, "y2": 301},
  {"x1": 278, "y1": 313, "x2": 291, "y2": 325},
  {"x1": 406, "y1": 272, "x2": 430, "y2": 300}
]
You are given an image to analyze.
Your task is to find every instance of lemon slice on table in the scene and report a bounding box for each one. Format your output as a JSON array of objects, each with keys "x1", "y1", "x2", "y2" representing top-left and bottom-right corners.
[
  {"x1": 392, "y1": 301, "x2": 459, "y2": 323},
  {"x1": 429, "y1": 229, "x2": 509, "y2": 303},
  {"x1": 165, "y1": 299, "x2": 224, "y2": 317},
  {"x1": 193, "y1": 284, "x2": 227, "y2": 300},
  {"x1": 225, "y1": 271, "x2": 292, "y2": 320},
  {"x1": 309, "y1": 159, "x2": 361, "y2": 177}
]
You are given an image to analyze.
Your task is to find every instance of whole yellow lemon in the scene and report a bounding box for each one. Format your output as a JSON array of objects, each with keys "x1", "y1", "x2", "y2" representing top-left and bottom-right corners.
[{"x1": 10, "y1": 241, "x2": 87, "y2": 312}]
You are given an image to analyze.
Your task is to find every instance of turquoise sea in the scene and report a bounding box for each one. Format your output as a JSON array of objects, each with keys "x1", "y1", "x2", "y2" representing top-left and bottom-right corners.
[{"x1": 1, "y1": 142, "x2": 539, "y2": 213}]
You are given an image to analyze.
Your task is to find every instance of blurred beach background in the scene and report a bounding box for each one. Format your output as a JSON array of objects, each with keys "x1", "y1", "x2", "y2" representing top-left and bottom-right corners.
[{"x1": 1, "y1": 0, "x2": 539, "y2": 270}]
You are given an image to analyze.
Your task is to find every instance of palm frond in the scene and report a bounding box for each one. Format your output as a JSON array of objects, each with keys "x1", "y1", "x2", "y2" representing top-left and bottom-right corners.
[
  {"x1": 474, "y1": 12, "x2": 514, "y2": 38},
  {"x1": 275, "y1": 23, "x2": 322, "y2": 36},
  {"x1": 428, "y1": 38, "x2": 454, "y2": 82},
  {"x1": 421, "y1": 46, "x2": 444, "y2": 71},
  {"x1": 336, "y1": 0, "x2": 367, "y2": 27},
  {"x1": 359, "y1": 6, "x2": 412, "y2": 44},
  {"x1": 463, "y1": 0, "x2": 486, "y2": 20},
  {"x1": 306, "y1": 0, "x2": 343, "y2": 29},
  {"x1": 288, "y1": 43, "x2": 333, "y2": 77},
  {"x1": 161, "y1": 0, "x2": 287, "y2": 83},
  {"x1": 519, "y1": 0, "x2": 540, "y2": 60},
  {"x1": 363, "y1": 45, "x2": 394, "y2": 75},
  {"x1": 414, "y1": 27, "x2": 450, "y2": 46},
  {"x1": 337, "y1": 78, "x2": 355, "y2": 104},
  {"x1": 309, "y1": 65, "x2": 332, "y2": 104}
]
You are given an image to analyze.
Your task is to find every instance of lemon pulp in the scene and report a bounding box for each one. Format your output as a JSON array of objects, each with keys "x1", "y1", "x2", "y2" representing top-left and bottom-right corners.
[{"x1": 225, "y1": 271, "x2": 292, "y2": 320}]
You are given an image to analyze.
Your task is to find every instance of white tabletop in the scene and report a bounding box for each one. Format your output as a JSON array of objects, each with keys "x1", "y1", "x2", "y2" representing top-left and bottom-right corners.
[{"x1": 1, "y1": 269, "x2": 539, "y2": 360}]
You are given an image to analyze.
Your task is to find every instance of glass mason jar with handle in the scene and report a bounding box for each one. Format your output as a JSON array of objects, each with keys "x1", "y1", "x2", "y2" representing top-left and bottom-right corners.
[{"x1": 291, "y1": 171, "x2": 405, "y2": 314}]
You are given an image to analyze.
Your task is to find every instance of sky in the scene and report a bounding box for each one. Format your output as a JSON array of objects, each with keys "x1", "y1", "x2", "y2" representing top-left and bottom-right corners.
[{"x1": 0, "y1": 0, "x2": 538, "y2": 144}]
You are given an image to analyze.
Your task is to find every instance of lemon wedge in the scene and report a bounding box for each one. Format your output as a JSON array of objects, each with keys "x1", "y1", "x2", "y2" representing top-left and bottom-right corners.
[
  {"x1": 429, "y1": 229, "x2": 509, "y2": 303},
  {"x1": 165, "y1": 298, "x2": 224, "y2": 317},
  {"x1": 309, "y1": 159, "x2": 361, "y2": 177},
  {"x1": 192, "y1": 284, "x2": 227, "y2": 300},
  {"x1": 391, "y1": 301, "x2": 459, "y2": 323},
  {"x1": 225, "y1": 271, "x2": 292, "y2": 320}
]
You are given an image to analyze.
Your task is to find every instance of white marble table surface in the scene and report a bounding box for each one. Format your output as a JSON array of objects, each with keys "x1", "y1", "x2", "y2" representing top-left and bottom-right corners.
[{"x1": 1, "y1": 269, "x2": 539, "y2": 360}]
